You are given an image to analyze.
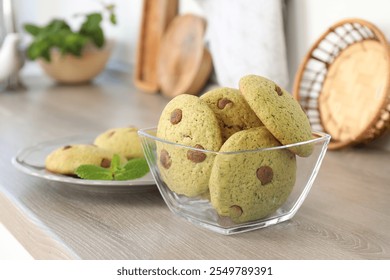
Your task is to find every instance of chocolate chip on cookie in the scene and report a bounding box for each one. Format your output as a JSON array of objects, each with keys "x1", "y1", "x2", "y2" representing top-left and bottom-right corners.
[
  {"x1": 100, "y1": 158, "x2": 111, "y2": 168},
  {"x1": 217, "y1": 98, "x2": 233, "y2": 109},
  {"x1": 160, "y1": 149, "x2": 172, "y2": 169},
  {"x1": 275, "y1": 85, "x2": 283, "y2": 96},
  {"x1": 187, "y1": 144, "x2": 206, "y2": 163},
  {"x1": 256, "y1": 166, "x2": 273, "y2": 185},
  {"x1": 170, "y1": 109, "x2": 182, "y2": 125},
  {"x1": 229, "y1": 205, "x2": 243, "y2": 218}
]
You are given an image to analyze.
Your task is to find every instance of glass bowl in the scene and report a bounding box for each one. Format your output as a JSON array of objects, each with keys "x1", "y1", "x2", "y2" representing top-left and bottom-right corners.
[{"x1": 138, "y1": 127, "x2": 330, "y2": 235}]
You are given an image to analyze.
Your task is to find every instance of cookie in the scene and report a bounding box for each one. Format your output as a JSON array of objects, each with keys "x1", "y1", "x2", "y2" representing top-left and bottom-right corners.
[
  {"x1": 157, "y1": 94, "x2": 223, "y2": 197},
  {"x1": 209, "y1": 127, "x2": 296, "y2": 223},
  {"x1": 239, "y1": 75, "x2": 313, "y2": 157},
  {"x1": 200, "y1": 87, "x2": 263, "y2": 142},
  {"x1": 94, "y1": 127, "x2": 144, "y2": 159},
  {"x1": 45, "y1": 144, "x2": 127, "y2": 175}
]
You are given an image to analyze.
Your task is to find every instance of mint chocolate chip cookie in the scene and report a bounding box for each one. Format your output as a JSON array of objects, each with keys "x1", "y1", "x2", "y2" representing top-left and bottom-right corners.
[
  {"x1": 45, "y1": 144, "x2": 127, "y2": 175},
  {"x1": 94, "y1": 127, "x2": 144, "y2": 159},
  {"x1": 157, "y1": 94, "x2": 222, "y2": 197},
  {"x1": 239, "y1": 75, "x2": 313, "y2": 157},
  {"x1": 209, "y1": 127, "x2": 296, "y2": 223},
  {"x1": 200, "y1": 87, "x2": 263, "y2": 142}
]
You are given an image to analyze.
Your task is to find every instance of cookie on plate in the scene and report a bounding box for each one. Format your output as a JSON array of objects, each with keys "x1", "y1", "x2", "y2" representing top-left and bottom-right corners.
[
  {"x1": 200, "y1": 87, "x2": 263, "y2": 142},
  {"x1": 209, "y1": 127, "x2": 296, "y2": 223},
  {"x1": 157, "y1": 94, "x2": 222, "y2": 197},
  {"x1": 94, "y1": 127, "x2": 144, "y2": 159},
  {"x1": 239, "y1": 75, "x2": 313, "y2": 157},
  {"x1": 45, "y1": 144, "x2": 127, "y2": 175}
]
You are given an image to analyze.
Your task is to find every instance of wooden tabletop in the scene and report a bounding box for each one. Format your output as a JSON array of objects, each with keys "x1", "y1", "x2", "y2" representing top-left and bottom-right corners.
[{"x1": 1, "y1": 71, "x2": 389, "y2": 260}]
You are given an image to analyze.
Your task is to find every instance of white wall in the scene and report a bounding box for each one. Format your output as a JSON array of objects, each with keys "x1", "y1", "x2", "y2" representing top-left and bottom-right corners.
[{"x1": 286, "y1": 0, "x2": 390, "y2": 150}]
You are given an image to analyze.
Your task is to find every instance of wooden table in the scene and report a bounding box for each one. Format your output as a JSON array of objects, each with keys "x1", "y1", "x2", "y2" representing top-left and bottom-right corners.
[{"x1": 1, "y1": 72, "x2": 389, "y2": 260}]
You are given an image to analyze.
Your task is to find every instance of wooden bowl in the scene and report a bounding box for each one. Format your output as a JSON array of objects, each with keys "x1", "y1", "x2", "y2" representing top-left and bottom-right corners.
[
  {"x1": 157, "y1": 14, "x2": 212, "y2": 98},
  {"x1": 38, "y1": 42, "x2": 112, "y2": 84},
  {"x1": 293, "y1": 18, "x2": 390, "y2": 150}
]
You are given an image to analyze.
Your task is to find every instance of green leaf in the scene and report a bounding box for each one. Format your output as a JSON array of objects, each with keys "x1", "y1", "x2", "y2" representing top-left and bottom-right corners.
[
  {"x1": 110, "y1": 154, "x2": 121, "y2": 173},
  {"x1": 79, "y1": 13, "x2": 105, "y2": 48},
  {"x1": 24, "y1": 24, "x2": 41, "y2": 36},
  {"x1": 45, "y1": 19, "x2": 71, "y2": 33},
  {"x1": 114, "y1": 158, "x2": 150, "y2": 180},
  {"x1": 110, "y1": 13, "x2": 117, "y2": 25},
  {"x1": 75, "y1": 165, "x2": 113, "y2": 180}
]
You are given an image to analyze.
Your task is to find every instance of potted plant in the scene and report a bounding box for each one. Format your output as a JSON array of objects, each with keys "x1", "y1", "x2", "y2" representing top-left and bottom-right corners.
[{"x1": 24, "y1": 4, "x2": 116, "y2": 84}]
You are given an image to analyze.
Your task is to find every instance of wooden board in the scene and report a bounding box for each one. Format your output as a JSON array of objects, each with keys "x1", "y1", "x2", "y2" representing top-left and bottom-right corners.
[
  {"x1": 319, "y1": 41, "x2": 389, "y2": 143},
  {"x1": 293, "y1": 18, "x2": 390, "y2": 150},
  {"x1": 157, "y1": 14, "x2": 212, "y2": 98},
  {"x1": 133, "y1": 0, "x2": 178, "y2": 93}
]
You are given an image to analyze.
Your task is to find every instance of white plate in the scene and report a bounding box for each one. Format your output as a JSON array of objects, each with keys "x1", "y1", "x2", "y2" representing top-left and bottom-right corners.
[{"x1": 12, "y1": 134, "x2": 156, "y2": 193}]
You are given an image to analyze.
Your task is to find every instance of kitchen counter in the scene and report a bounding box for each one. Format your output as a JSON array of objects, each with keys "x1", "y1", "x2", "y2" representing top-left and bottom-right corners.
[{"x1": 1, "y1": 71, "x2": 389, "y2": 259}]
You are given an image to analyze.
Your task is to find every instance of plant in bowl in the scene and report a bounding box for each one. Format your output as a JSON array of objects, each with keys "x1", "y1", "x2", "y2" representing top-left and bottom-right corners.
[{"x1": 24, "y1": 3, "x2": 116, "y2": 84}]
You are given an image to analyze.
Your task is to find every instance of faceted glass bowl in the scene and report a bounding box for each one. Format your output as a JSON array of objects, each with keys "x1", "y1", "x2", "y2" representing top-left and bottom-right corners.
[{"x1": 138, "y1": 127, "x2": 330, "y2": 235}]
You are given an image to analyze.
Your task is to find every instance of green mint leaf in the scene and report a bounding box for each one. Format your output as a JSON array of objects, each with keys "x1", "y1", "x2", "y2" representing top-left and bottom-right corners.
[
  {"x1": 114, "y1": 158, "x2": 149, "y2": 181},
  {"x1": 79, "y1": 13, "x2": 105, "y2": 48},
  {"x1": 75, "y1": 165, "x2": 113, "y2": 180},
  {"x1": 110, "y1": 13, "x2": 117, "y2": 25},
  {"x1": 24, "y1": 24, "x2": 41, "y2": 36},
  {"x1": 110, "y1": 154, "x2": 121, "y2": 173}
]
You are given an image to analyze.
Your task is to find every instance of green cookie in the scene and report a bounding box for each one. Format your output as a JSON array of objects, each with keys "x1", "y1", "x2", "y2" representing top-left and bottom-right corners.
[
  {"x1": 94, "y1": 127, "x2": 144, "y2": 159},
  {"x1": 45, "y1": 144, "x2": 127, "y2": 175},
  {"x1": 209, "y1": 127, "x2": 296, "y2": 223},
  {"x1": 156, "y1": 94, "x2": 222, "y2": 197},
  {"x1": 200, "y1": 87, "x2": 263, "y2": 142},
  {"x1": 239, "y1": 75, "x2": 313, "y2": 157}
]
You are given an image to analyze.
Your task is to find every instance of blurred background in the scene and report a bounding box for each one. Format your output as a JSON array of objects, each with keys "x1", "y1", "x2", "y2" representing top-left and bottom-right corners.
[{"x1": 1, "y1": 0, "x2": 389, "y2": 150}]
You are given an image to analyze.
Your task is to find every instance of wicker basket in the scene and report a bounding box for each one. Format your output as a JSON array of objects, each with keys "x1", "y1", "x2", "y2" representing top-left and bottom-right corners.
[{"x1": 293, "y1": 18, "x2": 390, "y2": 150}]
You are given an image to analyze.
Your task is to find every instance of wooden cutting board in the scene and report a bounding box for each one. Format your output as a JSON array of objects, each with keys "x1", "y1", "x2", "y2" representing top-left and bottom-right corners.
[
  {"x1": 133, "y1": 0, "x2": 178, "y2": 93},
  {"x1": 157, "y1": 14, "x2": 212, "y2": 98}
]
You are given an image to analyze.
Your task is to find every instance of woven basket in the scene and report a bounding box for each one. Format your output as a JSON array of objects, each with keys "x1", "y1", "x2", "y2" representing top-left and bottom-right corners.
[{"x1": 293, "y1": 18, "x2": 390, "y2": 150}]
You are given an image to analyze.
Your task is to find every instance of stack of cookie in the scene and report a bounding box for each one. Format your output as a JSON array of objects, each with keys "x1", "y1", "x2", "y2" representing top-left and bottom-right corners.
[
  {"x1": 156, "y1": 74, "x2": 313, "y2": 223},
  {"x1": 45, "y1": 127, "x2": 144, "y2": 176}
]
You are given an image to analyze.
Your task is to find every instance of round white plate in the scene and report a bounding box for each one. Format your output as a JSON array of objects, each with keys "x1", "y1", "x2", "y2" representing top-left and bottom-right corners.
[{"x1": 12, "y1": 134, "x2": 156, "y2": 193}]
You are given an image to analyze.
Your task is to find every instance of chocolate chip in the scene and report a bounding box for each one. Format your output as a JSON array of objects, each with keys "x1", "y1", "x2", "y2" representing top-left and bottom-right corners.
[
  {"x1": 217, "y1": 98, "x2": 233, "y2": 109},
  {"x1": 275, "y1": 85, "x2": 283, "y2": 96},
  {"x1": 229, "y1": 205, "x2": 243, "y2": 218},
  {"x1": 63, "y1": 145, "x2": 72, "y2": 150},
  {"x1": 107, "y1": 131, "x2": 116, "y2": 138},
  {"x1": 256, "y1": 166, "x2": 274, "y2": 185},
  {"x1": 187, "y1": 144, "x2": 206, "y2": 163},
  {"x1": 170, "y1": 109, "x2": 182, "y2": 125},
  {"x1": 160, "y1": 149, "x2": 172, "y2": 169},
  {"x1": 101, "y1": 158, "x2": 111, "y2": 168}
]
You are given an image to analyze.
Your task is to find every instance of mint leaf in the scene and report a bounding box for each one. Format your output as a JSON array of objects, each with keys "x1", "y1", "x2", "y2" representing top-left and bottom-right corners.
[
  {"x1": 24, "y1": 24, "x2": 41, "y2": 36},
  {"x1": 114, "y1": 158, "x2": 149, "y2": 181},
  {"x1": 79, "y1": 13, "x2": 105, "y2": 48},
  {"x1": 74, "y1": 157, "x2": 149, "y2": 181},
  {"x1": 75, "y1": 165, "x2": 113, "y2": 180},
  {"x1": 110, "y1": 154, "x2": 121, "y2": 173}
]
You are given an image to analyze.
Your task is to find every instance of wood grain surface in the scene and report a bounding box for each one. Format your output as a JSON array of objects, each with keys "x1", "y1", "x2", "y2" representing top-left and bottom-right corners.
[{"x1": 0, "y1": 72, "x2": 389, "y2": 259}]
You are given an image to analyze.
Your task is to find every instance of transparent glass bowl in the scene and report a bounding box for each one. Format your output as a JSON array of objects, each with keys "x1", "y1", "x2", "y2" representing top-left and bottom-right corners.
[{"x1": 138, "y1": 128, "x2": 330, "y2": 235}]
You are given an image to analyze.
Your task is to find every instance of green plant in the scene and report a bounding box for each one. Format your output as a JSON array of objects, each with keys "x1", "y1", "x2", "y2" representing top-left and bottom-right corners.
[{"x1": 24, "y1": 3, "x2": 116, "y2": 62}]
